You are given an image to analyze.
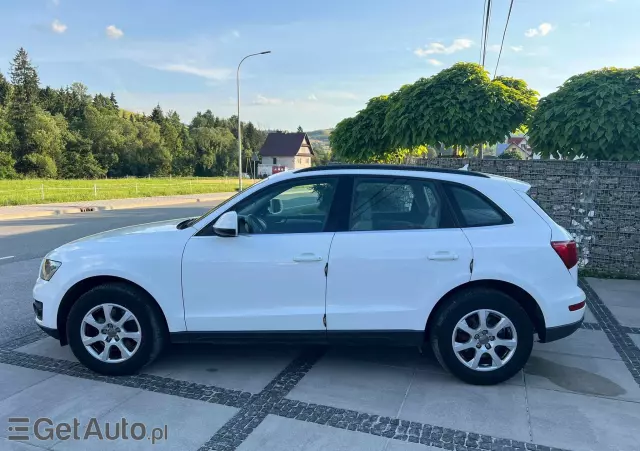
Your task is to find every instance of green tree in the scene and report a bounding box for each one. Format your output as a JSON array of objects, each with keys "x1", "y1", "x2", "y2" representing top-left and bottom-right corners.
[
  {"x1": 529, "y1": 67, "x2": 640, "y2": 160},
  {"x1": 0, "y1": 106, "x2": 17, "y2": 178},
  {"x1": 385, "y1": 63, "x2": 537, "y2": 150},
  {"x1": 9, "y1": 48, "x2": 41, "y2": 155},
  {"x1": 498, "y1": 149, "x2": 523, "y2": 160},
  {"x1": 16, "y1": 107, "x2": 66, "y2": 171},
  {"x1": 150, "y1": 104, "x2": 164, "y2": 124},
  {"x1": 297, "y1": 125, "x2": 304, "y2": 133},
  {"x1": 0, "y1": 72, "x2": 11, "y2": 106}
]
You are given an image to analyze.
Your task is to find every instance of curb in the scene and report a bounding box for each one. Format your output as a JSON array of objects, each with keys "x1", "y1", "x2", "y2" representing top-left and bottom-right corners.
[{"x1": 0, "y1": 194, "x2": 232, "y2": 221}]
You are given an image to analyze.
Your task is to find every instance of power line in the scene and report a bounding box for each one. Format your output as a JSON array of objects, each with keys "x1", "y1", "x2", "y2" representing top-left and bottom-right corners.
[
  {"x1": 480, "y1": 0, "x2": 488, "y2": 65},
  {"x1": 494, "y1": 0, "x2": 515, "y2": 78},
  {"x1": 481, "y1": 0, "x2": 493, "y2": 68}
]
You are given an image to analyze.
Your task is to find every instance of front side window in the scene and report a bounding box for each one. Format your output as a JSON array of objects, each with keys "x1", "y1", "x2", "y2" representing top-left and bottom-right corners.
[
  {"x1": 446, "y1": 184, "x2": 511, "y2": 227},
  {"x1": 349, "y1": 177, "x2": 445, "y2": 231},
  {"x1": 235, "y1": 178, "x2": 337, "y2": 234}
]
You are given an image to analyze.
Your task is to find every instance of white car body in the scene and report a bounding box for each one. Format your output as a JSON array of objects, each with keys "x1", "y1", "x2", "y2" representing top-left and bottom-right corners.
[{"x1": 33, "y1": 165, "x2": 585, "y2": 383}]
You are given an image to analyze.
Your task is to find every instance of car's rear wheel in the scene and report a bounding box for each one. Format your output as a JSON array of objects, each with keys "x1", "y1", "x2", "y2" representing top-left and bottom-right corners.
[
  {"x1": 67, "y1": 283, "x2": 167, "y2": 376},
  {"x1": 429, "y1": 287, "x2": 533, "y2": 385}
]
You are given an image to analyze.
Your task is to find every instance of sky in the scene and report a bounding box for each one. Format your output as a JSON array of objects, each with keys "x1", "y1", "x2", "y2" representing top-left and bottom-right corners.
[{"x1": 0, "y1": 0, "x2": 638, "y2": 131}]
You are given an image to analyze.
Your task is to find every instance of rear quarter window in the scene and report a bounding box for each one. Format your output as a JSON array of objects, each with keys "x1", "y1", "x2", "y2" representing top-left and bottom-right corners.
[{"x1": 446, "y1": 184, "x2": 512, "y2": 227}]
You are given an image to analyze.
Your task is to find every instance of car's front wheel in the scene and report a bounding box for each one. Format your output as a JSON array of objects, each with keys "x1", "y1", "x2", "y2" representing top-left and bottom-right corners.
[
  {"x1": 67, "y1": 283, "x2": 167, "y2": 376},
  {"x1": 429, "y1": 288, "x2": 533, "y2": 385}
]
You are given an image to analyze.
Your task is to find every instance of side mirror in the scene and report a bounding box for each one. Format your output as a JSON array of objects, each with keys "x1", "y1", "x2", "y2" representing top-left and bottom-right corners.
[
  {"x1": 269, "y1": 198, "x2": 283, "y2": 214},
  {"x1": 212, "y1": 211, "x2": 238, "y2": 237}
]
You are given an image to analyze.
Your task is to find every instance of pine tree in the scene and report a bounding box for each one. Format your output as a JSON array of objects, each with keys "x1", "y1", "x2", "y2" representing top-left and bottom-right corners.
[
  {"x1": 297, "y1": 125, "x2": 304, "y2": 133},
  {"x1": 9, "y1": 47, "x2": 40, "y2": 157},
  {"x1": 109, "y1": 92, "x2": 118, "y2": 109},
  {"x1": 150, "y1": 104, "x2": 164, "y2": 124},
  {"x1": 0, "y1": 72, "x2": 11, "y2": 106}
]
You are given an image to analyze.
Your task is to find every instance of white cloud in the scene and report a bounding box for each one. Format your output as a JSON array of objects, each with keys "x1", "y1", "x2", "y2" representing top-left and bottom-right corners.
[
  {"x1": 510, "y1": 45, "x2": 524, "y2": 52},
  {"x1": 154, "y1": 63, "x2": 232, "y2": 81},
  {"x1": 487, "y1": 44, "x2": 501, "y2": 53},
  {"x1": 525, "y1": 23, "x2": 554, "y2": 38},
  {"x1": 253, "y1": 94, "x2": 283, "y2": 105},
  {"x1": 106, "y1": 25, "x2": 124, "y2": 39},
  {"x1": 426, "y1": 58, "x2": 443, "y2": 66},
  {"x1": 308, "y1": 94, "x2": 318, "y2": 101},
  {"x1": 51, "y1": 19, "x2": 67, "y2": 34},
  {"x1": 414, "y1": 38, "x2": 473, "y2": 57}
]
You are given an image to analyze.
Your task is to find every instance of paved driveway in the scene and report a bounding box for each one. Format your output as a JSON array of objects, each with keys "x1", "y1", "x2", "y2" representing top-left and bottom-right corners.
[{"x1": 0, "y1": 278, "x2": 639, "y2": 451}]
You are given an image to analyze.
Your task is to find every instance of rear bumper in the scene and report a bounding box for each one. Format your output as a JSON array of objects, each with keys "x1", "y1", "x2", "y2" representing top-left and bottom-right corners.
[{"x1": 539, "y1": 317, "x2": 583, "y2": 343}]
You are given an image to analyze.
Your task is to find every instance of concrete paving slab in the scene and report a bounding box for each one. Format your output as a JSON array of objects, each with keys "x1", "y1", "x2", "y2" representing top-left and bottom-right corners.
[
  {"x1": 236, "y1": 415, "x2": 421, "y2": 451},
  {"x1": 0, "y1": 363, "x2": 55, "y2": 402},
  {"x1": 584, "y1": 306, "x2": 596, "y2": 323},
  {"x1": 143, "y1": 344, "x2": 298, "y2": 393},
  {"x1": 287, "y1": 350, "x2": 415, "y2": 418},
  {"x1": 607, "y1": 305, "x2": 640, "y2": 328},
  {"x1": 533, "y1": 329, "x2": 620, "y2": 360},
  {"x1": 384, "y1": 441, "x2": 443, "y2": 451},
  {"x1": 323, "y1": 346, "x2": 446, "y2": 374},
  {"x1": 525, "y1": 351, "x2": 640, "y2": 401},
  {"x1": 527, "y1": 386, "x2": 640, "y2": 451},
  {"x1": 630, "y1": 334, "x2": 640, "y2": 348},
  {"x1": 0, "y1": 259, "x2": 42, "y2": 344},
  {"x1": 0, "y1": 374, "x2": 140, "y2": 442},
  {"x1": 586, "y1": 278, "x2": 640, "y2": 307},
  {"x1": 15, "y1": 339, "x2": 77, "y2": 363},
  {"x1": 52, "y1": 390, "x2": 237, "y2": 451},
  {"x1": 398, "y1": 370, "x2": 530, "y2": 442}
]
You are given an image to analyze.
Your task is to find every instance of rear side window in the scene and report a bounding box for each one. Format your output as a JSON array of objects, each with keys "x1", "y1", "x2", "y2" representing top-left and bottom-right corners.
[{"x1": 446, "y1": 184, "x2": 512, "y2": 227}]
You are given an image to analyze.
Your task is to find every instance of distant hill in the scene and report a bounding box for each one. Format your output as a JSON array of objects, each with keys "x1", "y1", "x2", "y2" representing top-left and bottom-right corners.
[{"x1": 307, "y1": 129, "x2": 332, "y2": 149}]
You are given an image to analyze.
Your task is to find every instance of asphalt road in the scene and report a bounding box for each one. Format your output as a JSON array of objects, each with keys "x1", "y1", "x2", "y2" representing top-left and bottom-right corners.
[{"x1": 0, "y1": 201, "x2": 222, "y2": 346}]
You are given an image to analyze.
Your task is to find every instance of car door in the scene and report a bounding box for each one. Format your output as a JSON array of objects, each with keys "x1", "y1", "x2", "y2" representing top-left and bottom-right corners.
[
  {"x1": 181, "y1": 176, "x2": 340, "y2": 333},
  {"x1": 326, "y1": 176, "x2": 473, "y2": 340}
]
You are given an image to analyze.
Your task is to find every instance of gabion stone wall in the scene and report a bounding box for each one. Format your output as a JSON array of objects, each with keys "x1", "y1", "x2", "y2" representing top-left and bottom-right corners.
[{"x1": 409, "y1": 158, "x2": 640, "y2": 278}]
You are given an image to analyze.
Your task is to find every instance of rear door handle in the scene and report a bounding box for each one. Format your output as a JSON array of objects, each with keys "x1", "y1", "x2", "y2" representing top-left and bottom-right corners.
[
  {"x1": 428, "y1": 252, "x2": 459, "y2": 261},
  {"x1": 293, "y1": 253, "x2": 323, "y2": 263}
]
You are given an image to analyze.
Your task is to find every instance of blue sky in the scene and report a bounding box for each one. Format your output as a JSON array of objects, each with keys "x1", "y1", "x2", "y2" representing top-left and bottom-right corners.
[{"x1": 0, "y1": 0, "x2": 637, "y2": 130}]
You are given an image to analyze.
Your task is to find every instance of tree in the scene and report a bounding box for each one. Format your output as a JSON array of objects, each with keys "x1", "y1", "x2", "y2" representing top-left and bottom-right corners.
[
  {"x1": 0, "y1": 72, "x2": 11, "y2": 106},
  {"x1": 331, "y1": 63, "x2": 537, "y2": 162},
  {"x1": 150, "y1": 104, "x2": 164, "y2": 124},
  {"x1": 498, "y1": 149, "x2": 523, "y2": 160},
  {"x1": 297, "y1": 125, "x2": 304, "y2": 133},
  {"x1": 529, "y1": 67, "x2": 640, "y2": 160},
  {"x1": 109, "y1": 92, "x2": 118, "y2": 109},
  {"x1": 9, "y1": 48, "x2": 40, "y2": 154},
  {"x1": 385, "y1": 63, "x2": 537, "y2": 150},
  {"x1": 0, "y1": 106, "x2": 17, "y2": 178}
]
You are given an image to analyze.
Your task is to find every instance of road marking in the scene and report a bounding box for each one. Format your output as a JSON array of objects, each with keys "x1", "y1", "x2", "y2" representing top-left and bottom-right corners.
[{"x1": 0, "y1": 256, "x2": 15, "y2": 260}]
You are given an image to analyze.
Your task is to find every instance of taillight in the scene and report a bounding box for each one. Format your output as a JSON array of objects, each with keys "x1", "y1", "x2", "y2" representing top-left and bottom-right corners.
[{"x1": 551, "y1": 240, "x2": 578, "y2": 269}]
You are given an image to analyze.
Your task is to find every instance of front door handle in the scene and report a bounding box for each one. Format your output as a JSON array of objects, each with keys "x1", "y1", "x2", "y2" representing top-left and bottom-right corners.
[
  {"x1": 293, "y1": 253, "x2": 323, "y2": 263},
  {"x1": 428, "y1": 252, "x2": 459, "y2": 261}
]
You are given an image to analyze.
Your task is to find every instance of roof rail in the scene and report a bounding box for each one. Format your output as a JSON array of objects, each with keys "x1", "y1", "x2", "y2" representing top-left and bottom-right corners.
[{"x1": 295, "y1": 164, "x2": 489, "y2": 178}]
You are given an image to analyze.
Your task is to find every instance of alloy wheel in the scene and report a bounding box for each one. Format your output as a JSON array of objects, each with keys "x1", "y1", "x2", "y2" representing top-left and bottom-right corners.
[
  {"x1": 80, "y1": 303, "x2": 141, "y2": 363},
  {"x1": 451, "y1": 309, "x2": 518, "y2": 372}
]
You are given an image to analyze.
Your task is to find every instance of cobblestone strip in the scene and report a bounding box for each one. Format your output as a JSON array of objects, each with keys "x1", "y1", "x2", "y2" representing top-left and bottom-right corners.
[
  {"x1": 580, "y1": 279, "x2": 640, "y2": 385},
  {"x1": 0, "y1": 329, "x2": 47, "y2": 351},
  {"x1": 197, "y1": 347, "x2": 326, "y2": 451},
  {"x1": 270, "y1": 398, "x2": 570, "y2": 451},
  {"x1": 0, "y1": 350, "x2": 252, "y2": 408}
]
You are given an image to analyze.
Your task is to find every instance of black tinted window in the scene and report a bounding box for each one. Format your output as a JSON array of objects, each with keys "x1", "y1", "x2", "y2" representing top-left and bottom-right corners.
[
  {"x1": 350, "y1": 178, "x2": 444, "y2": 231},
  {"x1": 448, "y1": 185, "x2": 509, "y2": 227}
]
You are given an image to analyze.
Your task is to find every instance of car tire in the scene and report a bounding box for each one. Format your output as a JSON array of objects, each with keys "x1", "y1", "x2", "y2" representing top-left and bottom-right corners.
[
  {"x1": 429, "y1": 287, "x2": 533, "y2": 385},
  {"x1": 67, "y1": 283, "x2": 167, "y2": 376}
]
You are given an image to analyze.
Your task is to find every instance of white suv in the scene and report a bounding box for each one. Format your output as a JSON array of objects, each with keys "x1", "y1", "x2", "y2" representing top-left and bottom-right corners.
[{"x1": 33, "y1": 165, "x2": 585, "y2": 385}]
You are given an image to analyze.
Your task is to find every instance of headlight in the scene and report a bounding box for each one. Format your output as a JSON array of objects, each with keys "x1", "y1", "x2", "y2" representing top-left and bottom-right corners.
[{"x1": 40, "y1": 259, "x2": 62, "y2": 281}]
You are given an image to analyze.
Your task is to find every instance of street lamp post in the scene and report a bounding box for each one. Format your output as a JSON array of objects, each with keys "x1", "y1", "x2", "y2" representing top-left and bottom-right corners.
[{"x1": 237, "y1": 51, "x2": 271, "y2": 190}]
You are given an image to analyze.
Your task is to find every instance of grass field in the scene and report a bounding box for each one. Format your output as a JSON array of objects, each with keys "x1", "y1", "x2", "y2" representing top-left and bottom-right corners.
[{"x1": 0, "y1": 177, "x2": 258, "y2": 206}]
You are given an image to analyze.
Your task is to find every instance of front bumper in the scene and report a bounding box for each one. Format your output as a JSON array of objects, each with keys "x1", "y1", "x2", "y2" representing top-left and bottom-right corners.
[
  {"x1": 539, "y1": 316, "x2": 583, "y2": 343},
  {"x1": 36, "y1": 322, "x2": 60, "y2": 340}
]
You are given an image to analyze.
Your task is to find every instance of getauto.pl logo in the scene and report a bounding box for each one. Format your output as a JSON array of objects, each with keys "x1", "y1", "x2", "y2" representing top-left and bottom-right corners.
[{"x1": 8, "y1": 417, "x2": 168, "y2": 444}]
